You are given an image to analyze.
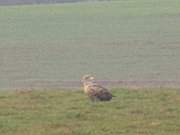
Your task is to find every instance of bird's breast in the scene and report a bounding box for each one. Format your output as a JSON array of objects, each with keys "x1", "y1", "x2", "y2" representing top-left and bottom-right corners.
[{"x1": 83, "y1": 85, "x2": 90, "y2": 93}]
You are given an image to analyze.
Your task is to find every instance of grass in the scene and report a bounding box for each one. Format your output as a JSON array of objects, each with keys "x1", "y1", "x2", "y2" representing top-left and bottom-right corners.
[
  {"x1": 0, "y1": 88, "x2": 180, "y2": 135},
  {"x1": 0, "y1": 0, "x2": 180, "y2": 89}
]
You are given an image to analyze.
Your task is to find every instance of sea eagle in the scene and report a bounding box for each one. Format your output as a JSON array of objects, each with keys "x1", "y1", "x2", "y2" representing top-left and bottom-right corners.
[{"x1": 81, "y1": 75, "x2": 113, "y2": 101}]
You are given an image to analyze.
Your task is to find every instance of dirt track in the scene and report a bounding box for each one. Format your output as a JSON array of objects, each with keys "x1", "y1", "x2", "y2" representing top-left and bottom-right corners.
[
  {"x1": 4, "y1": 80, "x2": 180, "y2": 90},
  {"x1": 0, "y1": 0, "x2": 84, "y2": 5}
]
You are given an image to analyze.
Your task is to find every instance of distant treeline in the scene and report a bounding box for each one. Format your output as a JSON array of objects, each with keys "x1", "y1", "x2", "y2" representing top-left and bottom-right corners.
[{"x1": 0, "y1": 0, "x2": 88, "y2": 5}]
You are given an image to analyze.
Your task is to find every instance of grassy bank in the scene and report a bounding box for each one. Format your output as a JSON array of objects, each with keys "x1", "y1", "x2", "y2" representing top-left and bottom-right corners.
[{"x1": 0, "y1": 88, "x2": 180, "y2": 135}]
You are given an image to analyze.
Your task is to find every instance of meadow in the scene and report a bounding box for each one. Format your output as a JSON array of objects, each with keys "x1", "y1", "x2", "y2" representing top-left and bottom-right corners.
[
  {"x1": 0, "y1": 88, "x2": 180, "y2": 135},
  {"x1": 0, "y1": 1, "x2": 180, "y2": 135},
  {"x1": 0, "y1": 0, "x2": 180, "y2": 89}
]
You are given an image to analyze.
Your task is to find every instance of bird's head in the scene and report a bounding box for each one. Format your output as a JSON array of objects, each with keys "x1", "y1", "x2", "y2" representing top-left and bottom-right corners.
[
  {"x1": 81, "y1": 75, "x2": 96, "y2": 92},
  {"x1": 81, "y1": 75, "x2": 95, "y2": 83}
]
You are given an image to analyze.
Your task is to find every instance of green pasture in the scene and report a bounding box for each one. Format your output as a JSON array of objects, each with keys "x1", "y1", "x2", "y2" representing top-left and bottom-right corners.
[{"x1": 0, "y1": 88, "x2": 180, "y2": 135}]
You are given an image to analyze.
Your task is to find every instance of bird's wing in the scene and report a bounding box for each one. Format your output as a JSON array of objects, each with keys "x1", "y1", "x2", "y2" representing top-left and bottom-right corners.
[
  {"x1": 89, "y1": 84, "x2": 109, "y2": 92},
  {"x1": 87, "y1": 84, "x2": 113, "y2": 99}
]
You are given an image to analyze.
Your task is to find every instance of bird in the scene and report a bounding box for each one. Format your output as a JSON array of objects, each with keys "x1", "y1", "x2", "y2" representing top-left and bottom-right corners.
[{"x1": 81, "y1": 75, "x2": 113, "y2": 101}]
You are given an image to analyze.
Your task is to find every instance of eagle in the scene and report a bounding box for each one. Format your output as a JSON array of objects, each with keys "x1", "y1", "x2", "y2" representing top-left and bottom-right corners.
[{"x1": 81, "y1": 75, "x2": 113, "y2": 101}]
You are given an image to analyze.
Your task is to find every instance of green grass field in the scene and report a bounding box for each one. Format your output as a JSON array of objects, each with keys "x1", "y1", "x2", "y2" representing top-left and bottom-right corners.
[
  {"x1": 0, "y1": 1, "x2": 180, "y2": 134},
  {"x1": 0, "y1": 89, "x2": 180, "y2": 135},
  {"x1": 0, "y1": 0, "x2": 180, "y2": 89}
]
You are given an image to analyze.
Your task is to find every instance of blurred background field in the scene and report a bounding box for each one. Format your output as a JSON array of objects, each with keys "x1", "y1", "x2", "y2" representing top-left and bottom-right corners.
[{"x1": 0, "y1": 0, "x2": 180, "y2": 89}]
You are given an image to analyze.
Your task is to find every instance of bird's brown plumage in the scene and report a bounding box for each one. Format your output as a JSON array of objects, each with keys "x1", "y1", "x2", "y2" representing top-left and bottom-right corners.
[{"x1": 82, "y1": 75, "x2": 113, "y2": 101}]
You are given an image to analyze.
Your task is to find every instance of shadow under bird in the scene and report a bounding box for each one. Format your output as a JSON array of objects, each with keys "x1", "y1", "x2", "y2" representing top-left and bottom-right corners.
[{"x1": 81, "y1": 75, "x2": 114, "y2": 101}]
